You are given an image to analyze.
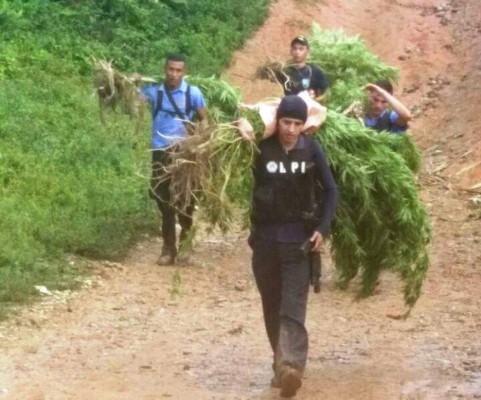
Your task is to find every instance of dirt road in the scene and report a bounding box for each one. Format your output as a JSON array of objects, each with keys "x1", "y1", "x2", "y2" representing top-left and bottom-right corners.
[{"x1": 1, "y1": 0, "x2": 480, "y2": 399}]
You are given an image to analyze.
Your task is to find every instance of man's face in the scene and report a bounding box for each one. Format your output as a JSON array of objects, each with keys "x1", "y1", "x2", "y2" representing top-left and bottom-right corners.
[
  {"x1": 277, "y1": 117, "x2": 304, "y2": 147},
  {"x1": 290, "y1": 43, "x2": 309, "y2": 64},
  {"x1": 368, "y1": 91, "x2": 389, "y2": 117},
  {"x1": 165, "y1": 60, "x2": 185, "y2": 89}
]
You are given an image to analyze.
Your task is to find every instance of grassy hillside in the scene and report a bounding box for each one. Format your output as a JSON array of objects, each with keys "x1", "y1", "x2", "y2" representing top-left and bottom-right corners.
[{"x1": 0, "y1": 0, "x2": 270, "y2": 317}]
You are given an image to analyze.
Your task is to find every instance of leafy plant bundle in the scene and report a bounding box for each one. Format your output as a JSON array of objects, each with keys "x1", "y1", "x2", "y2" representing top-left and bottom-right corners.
[
  {"x1": 96, "y1": 27, "x2": 430, "y2": 307},
  {"x1": 153, "y1": 120, "x2": 257, "y2": 234},
  {"x1": 98, "y1": 69, "x2": 257, "y2": 233},
  {"x1": 308, "y1": 25, "x2": 399, "y2": 111},
  {"x1": 93, "y1": 59, "x2": 145, "y2": 131},
  {"x1": 317, "y1": 112, "x2": 430, "y2": 307}
]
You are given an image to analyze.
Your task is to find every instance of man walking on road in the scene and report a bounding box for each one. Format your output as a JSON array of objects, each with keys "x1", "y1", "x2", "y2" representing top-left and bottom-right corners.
[
  {"x1": 249, "y1": 95, "x2": 337, "y2": 397},
  {"x1": 139, "y1": 54, "x2": 207, "y2": 266}
]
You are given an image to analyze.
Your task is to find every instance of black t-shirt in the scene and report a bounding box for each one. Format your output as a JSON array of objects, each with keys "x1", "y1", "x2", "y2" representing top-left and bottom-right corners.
[{"x1": 282, "y1": 64, "x2": 329, "y2": 96}]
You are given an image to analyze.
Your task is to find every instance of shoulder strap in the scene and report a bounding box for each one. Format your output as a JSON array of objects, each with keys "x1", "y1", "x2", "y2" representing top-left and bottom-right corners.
[
  {"x1": 164, "y1": 87, "x2": 186, "y2": 120},
  {"x1": 185, "y1": 84, "x2": 192, "y2": 116},
  {"x1": 153, "y1": 87, "x2": 164, "y2": 120},
  {"x1": 153, "y1": 85, "x2": 192, "y2": 121}
]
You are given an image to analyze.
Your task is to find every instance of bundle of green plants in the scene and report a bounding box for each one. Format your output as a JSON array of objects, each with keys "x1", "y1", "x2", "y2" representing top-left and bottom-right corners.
[
  {"x1": 90, "y1": 29, "x2": 428, "y2": 306},
  {"x1": 308, "y1": 25, "x2": 399, "y2": 111},
  {"x1": 93, "y1": 59, "x2": 144, "y2": 123},
  {"x1": 95, "y1": 66, "x2": 256, "y2": 233},
  {"x1": 210, "y1": 108, "x2": 428, "y2": 307},
  {"x1": 316, "y1": 111, "x2": 430, "y2": 306},
  {"x1": 255, "y1": 26, "x2": 398, "y2": 112}
]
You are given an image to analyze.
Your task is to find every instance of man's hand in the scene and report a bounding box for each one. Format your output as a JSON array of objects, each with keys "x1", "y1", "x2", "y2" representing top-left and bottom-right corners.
[
  {"x1": 236, "y1": 117, "x2": 255, "y2": 141},
  {"x1": 365, "y1": 83, "x2": 386, "y2": 97},
  {"x1": 310, "y1": 231, "x2": 323, "y2": 252}
]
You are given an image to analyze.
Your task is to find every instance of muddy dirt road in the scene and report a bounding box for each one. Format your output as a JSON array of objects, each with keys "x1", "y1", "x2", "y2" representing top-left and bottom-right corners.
[{"x1": 1, "y1": 0, "x2": 481, "y2": 399}]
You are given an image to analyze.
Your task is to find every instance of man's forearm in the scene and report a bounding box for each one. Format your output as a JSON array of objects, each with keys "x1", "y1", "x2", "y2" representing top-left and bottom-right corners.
[{"x1": 375, "y1": 86, "x2": 412, "y2": 125}]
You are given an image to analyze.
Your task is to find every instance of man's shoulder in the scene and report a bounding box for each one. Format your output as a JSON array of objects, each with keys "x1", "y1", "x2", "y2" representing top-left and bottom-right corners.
[
  {"x1": 303, "y1": 134, "x2": 323, "y2": 152},
  {"x1": 307, "y1": 63, "x2": 326, "y2": 75},
  {"x1": 185, "y1": 83, "x2": 205, "y2": 100},
  {"x1": 141, "y1": 84, "x2": 161, "y2": 97},
  {"x1": 259, "y1": 135, "x2": 278, "y2": 149}
]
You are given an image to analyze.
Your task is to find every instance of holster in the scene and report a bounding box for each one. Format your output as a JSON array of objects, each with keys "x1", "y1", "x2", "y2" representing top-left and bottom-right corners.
[{"x1": 300, "y1": 238, "x2": 322, "y2": 294}]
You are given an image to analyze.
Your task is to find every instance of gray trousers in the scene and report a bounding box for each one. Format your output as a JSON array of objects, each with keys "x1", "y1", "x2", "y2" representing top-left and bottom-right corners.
[{"x1": 252, "y1": 239, "x2": 310, "y2": 373}]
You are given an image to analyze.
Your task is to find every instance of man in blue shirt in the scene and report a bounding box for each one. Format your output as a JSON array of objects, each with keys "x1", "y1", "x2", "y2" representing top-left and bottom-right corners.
[
  {"x1": 140, "y1": 54, "x2": 207, "y2": 266},
  {"x1": 364, "y1": 80, "x2": 412, "y2": 134}
]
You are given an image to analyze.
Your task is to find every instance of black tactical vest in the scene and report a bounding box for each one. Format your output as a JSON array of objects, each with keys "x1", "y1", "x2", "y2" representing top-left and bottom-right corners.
[{"x1": 252, "y1": 135, "x2": 319, "y2": 225}]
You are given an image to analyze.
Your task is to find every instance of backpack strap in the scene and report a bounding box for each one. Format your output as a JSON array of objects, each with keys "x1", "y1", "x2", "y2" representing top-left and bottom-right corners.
[
  {"x1": 185, "y1": 84, "x2": 192, "y2": 116},
  {"x1": 153, "y1": 84, "x2": 192, "y2": 121},
  {"x1": 153, "y1": 86, "x2": 164, "y2": 120}
]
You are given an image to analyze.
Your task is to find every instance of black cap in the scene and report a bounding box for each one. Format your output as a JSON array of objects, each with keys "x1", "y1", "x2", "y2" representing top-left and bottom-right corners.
[
  {"x1": 290, "y1": 35, "x2": 309, "y2": 48},
  {"x1": 276, "y1": 95, "x2": 308, "y2": 123}
]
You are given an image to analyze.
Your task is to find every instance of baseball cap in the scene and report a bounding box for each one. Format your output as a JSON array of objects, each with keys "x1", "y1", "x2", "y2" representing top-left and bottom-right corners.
[{"x1": 290, "y1": 35, "x2": 309, "y2": 48}]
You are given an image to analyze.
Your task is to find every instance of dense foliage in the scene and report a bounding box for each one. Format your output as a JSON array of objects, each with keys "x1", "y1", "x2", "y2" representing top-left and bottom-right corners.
[
  {"x1": 308, "y1": 25, "x2": 399, "y2": 111},
  {"x1": 0, "y1": 0, "x2": 270, "y2": 316},
  {"x1": 316, "y1": 113, "x2": 429, "y2": 306},
  {"x1": 182, "y1": 28, "x2": 430, "y2": 307},
  {"x1": 0, "y1": 0, "x2": 269, "y2": 77}
]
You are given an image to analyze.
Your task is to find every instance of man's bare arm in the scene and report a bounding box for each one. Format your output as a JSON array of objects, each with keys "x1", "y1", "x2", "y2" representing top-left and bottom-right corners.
[{"x1": 366, "y1": 83, "x2": 412, "y2": 126}]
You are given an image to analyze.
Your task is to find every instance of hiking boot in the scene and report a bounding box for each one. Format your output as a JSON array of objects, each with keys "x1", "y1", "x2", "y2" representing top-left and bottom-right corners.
[
  {"x1": 279, "y1": 366, "x2": 302, "y2": 398},
  {"x1": 156, "y1": 253, "x2": 176, "y2": 266}
]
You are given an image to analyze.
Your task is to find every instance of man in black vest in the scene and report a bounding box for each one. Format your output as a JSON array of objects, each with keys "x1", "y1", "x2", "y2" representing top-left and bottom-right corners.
[
  {"x1": 364, "y1": 80, "x2": 412, "y2": 134},
  {"x1": 250, "y1": 95, "x2": 337, "y2": 397}
]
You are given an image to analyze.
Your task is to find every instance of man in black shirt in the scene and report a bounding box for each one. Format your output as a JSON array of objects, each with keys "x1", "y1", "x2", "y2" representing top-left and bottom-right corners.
[
  {"x1": 282, "y1": 35, "x2": 329, "y2": 99},
  {"x1": 250, "y1": 96, "x2": 337, "y2": 398}
]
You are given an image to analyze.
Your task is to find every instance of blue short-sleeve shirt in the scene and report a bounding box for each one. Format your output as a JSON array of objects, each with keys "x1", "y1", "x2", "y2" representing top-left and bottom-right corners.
[
  {"x1": 364, "y1": 110, "x2": 407, "y2": 134},
  {"x1": 141, "y1": 80, "x2": 206, "y2": 149}
]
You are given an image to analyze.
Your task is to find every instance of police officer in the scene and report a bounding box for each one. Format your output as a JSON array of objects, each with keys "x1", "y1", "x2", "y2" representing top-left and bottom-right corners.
[{"x1": 250, "y1": 95, "x2": 337, "y2": 397}]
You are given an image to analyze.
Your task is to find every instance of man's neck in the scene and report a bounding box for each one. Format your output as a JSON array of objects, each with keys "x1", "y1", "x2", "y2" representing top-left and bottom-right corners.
[
  {"x1": 279, "y1": 138, "x2": 298, "y2": 152},
  {"x1": 293, "y1": 62, "x2": 306, "y2": 68},
  {"x1": 368, "y1": 109, "x2": 383, "y2": 119},
  {"x1": 164, "y1": 81, "x2": 182, "y2": 91}
]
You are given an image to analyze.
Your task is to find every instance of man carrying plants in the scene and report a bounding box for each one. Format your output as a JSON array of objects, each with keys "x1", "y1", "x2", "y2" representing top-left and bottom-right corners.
[
  {"x1": 282, "y1": 35, "x2": 329, "y2": 100},
  {"x1": 249, "y1": 95, "x2": 337, "y2": 397},
  {"x1": 138, "y1": 54, "x2": 207, "y2": 266},
  {"x1": 364, "y1": 79, "x2": 412, "y2": 133}
]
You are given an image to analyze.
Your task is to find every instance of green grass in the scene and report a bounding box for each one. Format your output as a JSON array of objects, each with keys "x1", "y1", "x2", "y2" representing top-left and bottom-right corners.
[{"x1": 0, "y1": 0, "x2": 271, "y2": 316}]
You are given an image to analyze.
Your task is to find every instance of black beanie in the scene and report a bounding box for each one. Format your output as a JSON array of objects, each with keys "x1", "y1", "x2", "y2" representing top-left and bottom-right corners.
[{"x1": 276, "y1": 95, "x2": 308, "y2": 123}]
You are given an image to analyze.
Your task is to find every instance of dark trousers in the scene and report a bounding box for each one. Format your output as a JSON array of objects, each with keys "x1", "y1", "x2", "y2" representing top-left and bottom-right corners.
[
  {"x1": 252, "y1": 239, "x2": 310, "y2": 373},
  {"x1": 151, "y1": 150, "x2": 194, "y2": 256}
]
